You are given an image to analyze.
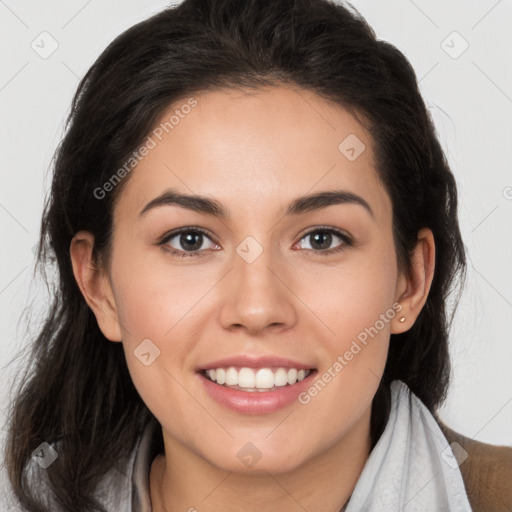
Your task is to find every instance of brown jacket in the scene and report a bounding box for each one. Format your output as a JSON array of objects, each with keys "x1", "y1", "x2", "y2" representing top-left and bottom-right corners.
[{"x1": 438, "y1": 420, "x2": 512, "y2": 512}]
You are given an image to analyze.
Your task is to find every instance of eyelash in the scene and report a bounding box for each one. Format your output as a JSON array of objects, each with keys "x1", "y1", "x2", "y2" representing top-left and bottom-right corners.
[{"x1": 158, "y1": 226, "x2": 353, "y2": 258}]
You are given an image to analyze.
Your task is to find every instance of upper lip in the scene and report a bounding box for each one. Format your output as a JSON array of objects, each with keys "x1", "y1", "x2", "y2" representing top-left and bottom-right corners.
[{"x1": 197, "y1": 355, "x2": 316, "y2": 371}]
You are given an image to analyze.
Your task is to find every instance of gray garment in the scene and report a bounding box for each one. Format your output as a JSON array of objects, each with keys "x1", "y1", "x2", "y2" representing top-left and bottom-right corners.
[{"x1": 344, "y1": 380, "x2": 471, "y2": 512}]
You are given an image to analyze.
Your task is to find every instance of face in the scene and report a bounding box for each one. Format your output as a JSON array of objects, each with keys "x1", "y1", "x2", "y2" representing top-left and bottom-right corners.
[{"x1": 98, "y1": 85, "x2": 408, "y2": 473}]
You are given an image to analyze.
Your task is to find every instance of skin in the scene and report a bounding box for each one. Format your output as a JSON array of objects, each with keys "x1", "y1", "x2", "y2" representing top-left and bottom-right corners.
[{"x1": 70, "y1": 85, "x2": 435, "y2": 511}]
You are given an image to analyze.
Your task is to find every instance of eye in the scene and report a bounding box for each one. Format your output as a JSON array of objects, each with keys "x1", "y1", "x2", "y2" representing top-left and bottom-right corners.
[
  {"x1": 159, "y1": 227, "x2": 219, "y2": 257},
  {"x1": 294, "y1": 228, "x2": 353, "y2": 255},
  {"x1": 158, "y1": 226, "x2": 353, "y2": 258}
]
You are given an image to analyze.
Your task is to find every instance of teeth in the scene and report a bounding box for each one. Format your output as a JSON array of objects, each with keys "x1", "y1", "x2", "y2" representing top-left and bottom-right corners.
[
  {"x1": 204, "y1": 366, "x2": 311, "y2": 390},
  {"x1": 256, "y1": 368, "x2": 274, "y2": 388},
  {"x1": 226, "y1": 367, "x2": 238, "y2": 385}
]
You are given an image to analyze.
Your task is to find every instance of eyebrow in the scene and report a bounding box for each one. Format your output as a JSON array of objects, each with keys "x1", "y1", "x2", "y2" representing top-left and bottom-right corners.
[{"x1": 139, "y1": 188, "x2": 375, "y2": 220}]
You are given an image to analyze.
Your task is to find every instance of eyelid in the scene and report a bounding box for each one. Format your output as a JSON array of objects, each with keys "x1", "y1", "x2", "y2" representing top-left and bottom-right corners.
[
  {"x1": 158, "y1": 226, "x2": 219, "y2": 257},
  {"x1": 294, "y1": 226, "x2": 353, "y2": 252},
  {"x1": 296, "y1": 225, "x2": 351, "y2": 242},
  {"x1": 158, "y1": 226, "x2": 215, "y2": 245}
]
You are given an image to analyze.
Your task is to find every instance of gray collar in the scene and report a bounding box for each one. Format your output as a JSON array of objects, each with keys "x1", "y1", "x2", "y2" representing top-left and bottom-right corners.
[{"x1": 131, "y1": 418, "x2": 162, "y2": 512}]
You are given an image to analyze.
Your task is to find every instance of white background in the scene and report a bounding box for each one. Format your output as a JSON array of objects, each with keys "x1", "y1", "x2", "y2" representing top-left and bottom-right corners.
[{"x1": 0, "y1": 0, "x2": 511, "y2": 472}]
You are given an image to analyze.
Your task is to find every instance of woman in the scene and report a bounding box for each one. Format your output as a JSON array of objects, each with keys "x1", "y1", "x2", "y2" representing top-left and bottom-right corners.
[{"x1": 3, "y1": 0, "x2": 510, "y2": 510}]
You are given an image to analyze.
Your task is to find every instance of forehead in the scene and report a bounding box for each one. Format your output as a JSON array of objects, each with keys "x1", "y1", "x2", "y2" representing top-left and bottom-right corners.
[{"x1": 115, "y1": 85, "x2": 390, "y2": 223}]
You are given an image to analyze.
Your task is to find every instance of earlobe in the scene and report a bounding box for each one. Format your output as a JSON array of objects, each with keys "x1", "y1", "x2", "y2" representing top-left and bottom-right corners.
[
  {"x1": 69, "y1": 231, "x2": 123, "y2": 342},
  {"x1": 392, "y1": 227, "x2": 435, "y2": 334}
]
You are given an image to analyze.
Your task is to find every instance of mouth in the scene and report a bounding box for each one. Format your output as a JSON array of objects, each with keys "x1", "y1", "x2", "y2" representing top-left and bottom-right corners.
[
  {"x1": 197, "y1": 363, "x2": 318, "y2": 414},
  {"x1": 200, "y1": 366, "x2": 318, "y2": 393}
]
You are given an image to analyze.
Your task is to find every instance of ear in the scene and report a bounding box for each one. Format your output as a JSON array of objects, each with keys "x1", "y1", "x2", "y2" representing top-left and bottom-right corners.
[
  {"x1": 391, "y1": 227, "x2": 435, "y2": 334},
  {"x1": 69, "y1": 231, "x2": 123, "y2": 342}
]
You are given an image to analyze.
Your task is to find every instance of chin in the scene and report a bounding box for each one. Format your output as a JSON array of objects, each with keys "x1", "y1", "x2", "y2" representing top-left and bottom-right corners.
[{"x1": 203, "y1": 444, "x2": 309, "y2": 475}]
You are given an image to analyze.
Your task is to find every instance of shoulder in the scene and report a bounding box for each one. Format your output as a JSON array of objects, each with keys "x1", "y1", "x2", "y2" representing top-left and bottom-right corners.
[{"x1": 437, "y1": 419, "x2": 512, "y2": 512}]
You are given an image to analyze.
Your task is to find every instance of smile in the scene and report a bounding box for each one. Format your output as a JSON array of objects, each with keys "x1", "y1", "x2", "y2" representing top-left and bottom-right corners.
[
  {"x1": 198, "y1": 366, "x2": 318, "y2": 414},
  {"x1": 202, "y1": 367, "x2": 312, "y2": 392}
]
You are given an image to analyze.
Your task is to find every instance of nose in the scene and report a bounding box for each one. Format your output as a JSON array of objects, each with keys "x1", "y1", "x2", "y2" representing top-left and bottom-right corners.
[{"x1": 217, "y1": 241, "x2": 298, "y2": 336}]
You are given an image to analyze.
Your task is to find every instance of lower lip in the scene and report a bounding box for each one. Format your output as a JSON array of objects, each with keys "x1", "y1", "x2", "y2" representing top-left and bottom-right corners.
[{"x1": 197, "y1": 370, "x2": 317, "y2": 415}]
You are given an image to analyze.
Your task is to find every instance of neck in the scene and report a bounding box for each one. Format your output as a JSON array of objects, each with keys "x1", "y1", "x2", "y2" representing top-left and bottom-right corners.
[{"x1": 150, "y1": 406, "x2": 372, "y2": 512}]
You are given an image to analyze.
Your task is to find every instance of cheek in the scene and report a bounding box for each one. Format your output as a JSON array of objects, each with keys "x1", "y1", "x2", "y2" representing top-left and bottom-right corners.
[
  {"x1": 302, "y1": 246, "x2": 398, "y2": 346},
  {"x1": 108, "y1": 247, "x2": 214, "y2": 401},
  {"x1": 109, "y1": 246, "x2": 210, "y2": 342},
  {"x1": 294, "y1": 253, "x2": 397, "y2": 437},
  {"x1": 109, "y1": 252, "x2": 204, "y2": 428},
  {"x1": 297, "y1": 244, "x2": 398, "y2": 413}
]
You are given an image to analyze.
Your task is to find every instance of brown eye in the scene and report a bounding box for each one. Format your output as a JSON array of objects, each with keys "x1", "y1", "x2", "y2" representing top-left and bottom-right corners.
[
  {"x1": 160, "y1": 228, "x2": 219, "y2": 257},
  {"x1": 295, "y1": 228, "x2": 353, "y2": 255}
]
